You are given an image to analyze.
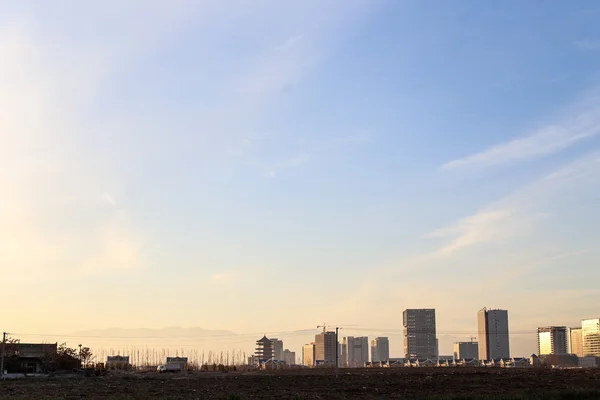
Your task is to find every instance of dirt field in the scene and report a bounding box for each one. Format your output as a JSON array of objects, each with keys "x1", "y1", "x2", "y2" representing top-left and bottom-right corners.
[{"x1": 2, "y1": 368, "x2": 600, "y2": 399}]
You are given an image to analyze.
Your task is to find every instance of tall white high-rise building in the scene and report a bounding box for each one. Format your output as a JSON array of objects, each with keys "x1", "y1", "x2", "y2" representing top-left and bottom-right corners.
[
  {"x1": 341, "y1": 336, "x2": 369, "y2": 367},
  {"x1": 537, "y1": 327, "x2": 568, "y2": 356},
  {"x1": 582, "y1": 318, "x2": 600, "y2": 356},
  {"x1": 271, "y1": 339, "x2": 284, "y2": 361},
  {"x1": 283, "y1": 349, "x2": 296, "y2": 365},
  {"x1": 477, "y1": 308, "x2": 510, "y2": 360},
  {"x1": 302, "y1": 343, "x2": 315, "y2": 367},
  {"x1": 569, "y1": 327, "x2": 583, "y2": 356},
  {"x1": 371, "y1": 337, "x2": 390, "y2": 362},
  {"x1": 403, "y1": 309, "x2": 437, "y2": 359}
]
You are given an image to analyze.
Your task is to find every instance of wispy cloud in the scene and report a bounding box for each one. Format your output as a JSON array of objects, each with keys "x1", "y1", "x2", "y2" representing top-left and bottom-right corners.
[
  {"x1": 102, "y1": 192, "x2": 117, "y2": 206},
  {"x1": 441, "y1": 91, "x2": 600, "y2": 170},
  {"x1": 429, "y1": 149, "x2": 600, "y2": 256},
  {"x1": 265, "y1": 131, "x2": 374, "y2": 178},
  {"x1": 425, "y1": 209, "x2": 517, "y2": 255},
  {"x1": 276, "y1": 34, "x2": 305, "y2": 51}
]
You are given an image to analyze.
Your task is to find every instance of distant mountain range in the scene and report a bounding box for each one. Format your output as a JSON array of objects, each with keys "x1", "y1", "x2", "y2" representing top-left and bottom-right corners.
[
  {"x1": 70, "y1": 327, "x2": 537, "y2": 356},
  {"x1": 72, "y1": 327, "x2": 237, "y2": 338}
]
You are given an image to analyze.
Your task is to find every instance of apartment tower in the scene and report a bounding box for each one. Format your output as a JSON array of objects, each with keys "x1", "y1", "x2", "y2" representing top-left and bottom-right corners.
[
  {"x1": 403, "y1": 309, "x2": 437, "y2": 359},
  {"x1": 371, "y1": 337, "x2": 390, "y2": 362},
  {"x1": 477, "y1": 308, "x2": 510, "y2": 360},
  {"x1": 314, "y1": 330, "x2": 337, "y2": 365},
  {"x1": 569, "y1": 327, "x2": 583, "y2": 356},
  {"x1": 341, "y1": 336, "x2": 369, "y2": 367},
  {"x1": 271, "y1": 338, "x2": 284, "y2": 361},
  {"x1": 302, "y1": 343, "x2": 315, "y2": 367},
  {"x1": 537, "y1": 326, "x2": 568, "y2": 355},
  {"x1": 582, "y1": 318, "x2": 600, "y2": 356}
]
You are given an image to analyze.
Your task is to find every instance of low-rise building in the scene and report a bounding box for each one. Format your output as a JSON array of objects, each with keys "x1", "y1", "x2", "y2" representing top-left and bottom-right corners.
[
  {"x1": 454, "y1": 358, "x2": 480, "y2": 367},
  {"x1": 578, "y1": 356, "x2": 600, "y2": 368},
  {"x1": 106, "y1": 355, "x2": 130, "y2": 370},
  {"x1": 500, "y1": 358, "x2": 531, "y2": 368},
  {"x1": 406, "y1": 358, "x2": 436, "y2": 367},
  {"x1": 2, "y1": 343, "x2": 58, "y2": 373},
  {"x1": 166, "y1": 357, "x2": 188, "y2": 371},
  {"x1": 540, "y1": 354, "x2": 579, "y2": 368}
]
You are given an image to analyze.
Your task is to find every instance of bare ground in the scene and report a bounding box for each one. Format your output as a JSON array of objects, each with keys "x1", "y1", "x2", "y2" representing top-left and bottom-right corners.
[{"x1": 2, "y1": 368, "x2": 600, "y2": 399}]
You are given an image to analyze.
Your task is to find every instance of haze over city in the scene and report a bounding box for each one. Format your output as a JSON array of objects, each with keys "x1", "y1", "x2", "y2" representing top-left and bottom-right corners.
[{"x1": 2, "y1": 0, "x2": 600, "y2": 359}]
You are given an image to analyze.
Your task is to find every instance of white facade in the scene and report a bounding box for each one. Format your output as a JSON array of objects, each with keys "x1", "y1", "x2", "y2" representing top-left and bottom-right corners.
[
  {"x1": 570, "y1": 327, "x2": 584, "y2": 356},
  {"x1": 302, "y1": 343, "x2": 315, "y2": 367},
  {"x1": 582, "y1": 319, "x2": 600, "y2": 356},
  {"x1": 283, "y1": 349, "x2": 296, "y2": 365},
  {"x1": 271, "y1": 339, "x2": 284, "y2": 361},
  {"x1": 477, "y1": 308, "x2": 510, "y2": 360},
  {"x1": 342, "y1": 336, "x2": 369, "y2": 367}
]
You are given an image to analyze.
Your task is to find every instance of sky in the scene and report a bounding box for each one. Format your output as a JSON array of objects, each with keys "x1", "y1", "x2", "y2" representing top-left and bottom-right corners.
[{"x1": 2, "y1": 0, "x2": 600, "y2": 358}]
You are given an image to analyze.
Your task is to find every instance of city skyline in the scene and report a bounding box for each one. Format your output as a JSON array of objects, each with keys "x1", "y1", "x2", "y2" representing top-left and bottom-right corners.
[
  {"x1": 2, "y1": 0, "x2": 600, "y2": 350},
  {"x1": 8, "y1": 307, "x2": 600, "y2": 365}
]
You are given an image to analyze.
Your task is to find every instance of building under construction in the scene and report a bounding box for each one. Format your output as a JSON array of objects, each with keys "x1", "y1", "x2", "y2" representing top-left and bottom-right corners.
[{"x1": 315, "y1": 329, "x2": 337, "y2": 365}]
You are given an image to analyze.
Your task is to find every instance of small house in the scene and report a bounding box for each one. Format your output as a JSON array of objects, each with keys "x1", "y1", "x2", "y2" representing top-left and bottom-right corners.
[
  {"x1": 166, "y1": 357, "x2": 188, "y2": 371},
  {"x1": 106, "y1": 355, "x2": 130, "y2": 370}
]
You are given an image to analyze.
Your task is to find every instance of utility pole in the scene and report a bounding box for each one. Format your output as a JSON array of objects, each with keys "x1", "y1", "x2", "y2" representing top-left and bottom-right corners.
[{"x1": 1, "y1": 332, "x2": 6, "y2": 379}]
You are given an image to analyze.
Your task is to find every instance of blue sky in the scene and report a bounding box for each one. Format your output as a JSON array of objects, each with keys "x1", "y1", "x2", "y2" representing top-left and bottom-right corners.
[{"x1": 2, "y1": 0, "x2": 600, "y2": 356}]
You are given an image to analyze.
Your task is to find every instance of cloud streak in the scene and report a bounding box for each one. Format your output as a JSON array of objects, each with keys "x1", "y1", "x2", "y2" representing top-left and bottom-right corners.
[
  {"x1": 442, "y1": 91, "x2": 600, "y2": 170},
  {"x1": 276, "y1": 34, "x2": 305, "y2": 51},
  {"x1": 429, "y1": 149, "x2": 600, "y2": 256}
]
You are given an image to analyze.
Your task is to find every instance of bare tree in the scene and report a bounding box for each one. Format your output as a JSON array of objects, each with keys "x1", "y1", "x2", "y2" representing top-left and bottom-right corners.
[{"x1": 80, "y1": 347, "x2": 92, "y2": 368}]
